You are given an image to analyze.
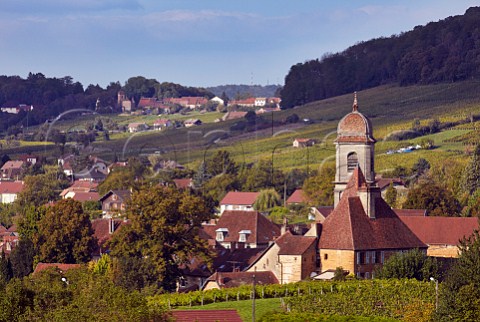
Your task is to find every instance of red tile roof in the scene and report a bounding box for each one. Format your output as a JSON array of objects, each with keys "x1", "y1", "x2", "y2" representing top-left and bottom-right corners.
[
  {"x1": 220, "y1": 191, "x2": 260, "y2": 206},
  {"x1": 399, "y1": 216, "x2": 479, "y2": 246},
  {"x1": 203, "y1": 211, "x2": 280, "y2": 245},
  {"x1": 91, "y1": 218, "x2": 129, "y2": 255},
  {"x1": 67, "y1": 191, "x2": 100, "y2": 202},
  {"x1": 170, "y1": 310, "x2": 242, "y2": 322},
  {"x1": 33, "y1": 263, "x2": 81, "y2": 275},
  {"x1": 0, "y1": 225, "x2": 6, "y2": 233},
  {"x1": 1, "y1": 160, "x2": 24, "y2": 170},
  {"x1": 376, "y1": 177, "x2": 404, "y2": 190},
  {"x1": 173, "y1": 178, "x2": 193, "y2": 189},
  {"x1": 319, "y1": 167, "x2": 426, "y2": 251},
  {"x1": 286, "y1": 189, "x2": 310, "y2": 204},
  {"x1": 205, "y1": 271, "x2": 278, "y2": 289},
  {"x1": 0, "y1": 181, "x2": 24, "y2": 194},
  {"x1": 276, "y1": 231, "x2": 316, "y2": 255},
  {"x1": 394, "y1": 209, "x2": 426, "y2": 217}
]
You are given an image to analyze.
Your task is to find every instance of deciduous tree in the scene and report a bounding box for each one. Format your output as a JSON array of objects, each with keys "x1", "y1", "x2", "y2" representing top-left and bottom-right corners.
[
  {"x1": 34, "y1": 199, "x2": 96, "y2": 264},
  {"x1": 108, "y1": 186, "x2": 214, "y2": 292}
]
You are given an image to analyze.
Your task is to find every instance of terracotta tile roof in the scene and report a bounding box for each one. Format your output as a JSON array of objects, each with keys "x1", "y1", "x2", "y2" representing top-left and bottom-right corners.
[
  {"x1": 1, "y1": 160, "x2": 24, "y2": 170},
  {"x1": 220, "y1": 191, "x2": 260, "y2": 206},
  {"x1": 6, "y1": 224, "x2": 17, "y2": 232},
  {"x1": 33, "y1": 263, "x2": 81, "y2": 275},
  {"x1": 173, "y1": 178, "x2": 193, "y2": 189},
  {"x1": 394, "y1": 209, "x2": 426, "y2": 217},
  {"x1": 276, "y1": 231, "x2": 316, "y2": 255},
  {"x1": 170, "y1": 310, "x2": 242, "y2": 322},
  {"x1": 67, "y1": 191, "x2": 100, "y2": 202},
  {"x1": 0, "y1": 225, "x2": 6, "y2": 233},
  {"x1": 205, "y1": 271, "x2": 278, "y2": 289},
  {"x1": 211, "y1": 210, "x2": 280, "y2": 245},
  {"x1": 0, "y1": 181, "x2": 24, "y2": 194},
  {"x1": 319, "y1": 167, "x2": 426, "y2": 251},
  {"x1": 91, "y1": 218, "x2": 129, "y2": 255},
  {"x1": 286, "y1": 189, "x2": 310, "y2": 204},
  {"x1": 399, "y1": 216, "x2": 479, "y2": 246},
  {"x1": 60, "y1": 180, "x2": 98, "y2": 197},
  {"x1": 316, "y1": 206, "x2": 334, "y2": 218}
]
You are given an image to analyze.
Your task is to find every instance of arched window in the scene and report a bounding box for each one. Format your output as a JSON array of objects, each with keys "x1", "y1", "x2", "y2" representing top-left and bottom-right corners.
[{"x1": 347, "y1": 152, "x2": 358, "y2": 172}]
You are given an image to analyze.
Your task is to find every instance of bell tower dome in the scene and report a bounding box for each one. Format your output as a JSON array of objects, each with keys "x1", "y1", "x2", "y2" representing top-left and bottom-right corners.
[{"x1": 334, "y1": 93, "x2": 376, "y2": 207}]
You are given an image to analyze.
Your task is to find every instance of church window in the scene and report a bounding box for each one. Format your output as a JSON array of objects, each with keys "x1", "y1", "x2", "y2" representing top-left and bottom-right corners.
[{"x1": 347, "y1": 152, "x2": 358, "y2": 172}]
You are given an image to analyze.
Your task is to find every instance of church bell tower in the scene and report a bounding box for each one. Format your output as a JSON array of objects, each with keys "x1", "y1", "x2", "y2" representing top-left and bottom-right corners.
[{"x1": 334, "y1": 93, "x2": 376, "y2": 207}]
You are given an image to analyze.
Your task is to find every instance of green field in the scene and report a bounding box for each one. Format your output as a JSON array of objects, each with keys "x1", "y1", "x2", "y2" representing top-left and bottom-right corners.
[{"x1": 2, "y1": 80, "x2": 480, "y2": 171}]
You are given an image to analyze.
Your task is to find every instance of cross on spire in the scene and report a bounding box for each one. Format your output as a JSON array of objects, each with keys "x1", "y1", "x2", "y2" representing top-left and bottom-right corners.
[{"x1": 352, "y1": 92, "x2": 358, "y2": 112}]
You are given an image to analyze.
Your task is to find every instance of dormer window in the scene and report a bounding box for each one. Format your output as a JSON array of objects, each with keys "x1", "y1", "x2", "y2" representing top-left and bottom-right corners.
[
  {"x1": 216, "y1": 228, "x2": 228, "y2": 241},
  {"x1": 238, "y1": 230, "x2": 251, "y2": 242},
  {"x1": 347, "y1": 152, "x2": 358, "y2": 172}
]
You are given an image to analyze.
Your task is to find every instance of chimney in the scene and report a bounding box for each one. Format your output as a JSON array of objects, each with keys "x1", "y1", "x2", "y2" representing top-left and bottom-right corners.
[{"x1": 281, "y1": 217, "x2": 288, "y2": 235}]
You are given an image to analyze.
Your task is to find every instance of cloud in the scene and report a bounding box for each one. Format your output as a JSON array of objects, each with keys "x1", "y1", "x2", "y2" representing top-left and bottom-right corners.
[{"x1": 0, "y1": 0, "x2": 142, "y2": 14}]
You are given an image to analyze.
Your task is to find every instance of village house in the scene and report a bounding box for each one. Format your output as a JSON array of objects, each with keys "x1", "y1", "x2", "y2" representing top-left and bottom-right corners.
[
  {"x1": 0, "y1": 160, "x2": 24, "y2": 180},
  {"x1": 293, "y1": 138, "x2": 316, "y2": 148},
  {"x1": 91, "y1": 217, "x2": 129, "y2": 258},
  {"x1": 0, "y1": 104, "x2": 33, "y2": 114},
  {"x1": 228, "y1": 97, "x2": 256, "y2": 108},
  {"x1": 0, "y1": 225, "x2": 18, "y2": 255},
  {"x1": 165, "y1": 97, "x2": 208, "y2": 109},
  {"x1": 184, "y1": 119, "x2": 202, "y2": 127},
  {"x1": 210, "y1": 96, "x2": 225, "y2": 106},
  {"x1": 33, "y1": 263, "x2": 81, "y2": 275},
  {"x1": 19, "y1": 154, "x2": 39, "y2": 166},
  {"x1": 202, "y1": 210, "x2": 281, "y2": 249},
  {"x1": 127, "y1": 122, "x2": 149, "y2": 133},
  {"x1": 256, "y1": 106, "x2": 280, "y2": 114},
  {"x1": 0, "y1": 181, "x2": 24, "y2": 204},
  {"x1": 173, "y1": 178, "x2": 194, "y2": 189},
  {"x1": 153, "y1": 119, "x2": 173, "y2": 130},
  {"x1": 117, "y1": 90, "x2": 134, "y2": 112},
  {"x1": 58, "y1": 154, "x2": 75, "y2": 177},
  {"x1": 99, "y1": 190, "x2": 131, "y2": 217},
  {"x1": 219, "y1": 191, "x2": 260, "y2": 214},
  {"x1": 375, "y1": 176, "x2": 407, "y2": 198},
  {"x1": 246, "y1": 230, "x2": 317, "y2": 284}
]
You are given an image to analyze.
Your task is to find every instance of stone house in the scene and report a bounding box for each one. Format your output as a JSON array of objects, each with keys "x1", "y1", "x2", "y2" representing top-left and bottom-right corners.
[{"x1": 99, "y1": 190, "x2": 131, "y2": 217}]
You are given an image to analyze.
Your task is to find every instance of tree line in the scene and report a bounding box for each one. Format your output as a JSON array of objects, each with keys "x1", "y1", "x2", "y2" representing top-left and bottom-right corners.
[{"x1": 281, "y1": 7, "x2": 480, "y2": 108}]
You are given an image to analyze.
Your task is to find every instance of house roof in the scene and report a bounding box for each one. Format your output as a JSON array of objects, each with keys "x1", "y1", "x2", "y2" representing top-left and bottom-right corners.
[
  {"x1": 99, "y1": 189, "x2": 132, "y2": 203},
  {"x1": 33, "y1": 263, "x2": 81, "y2": 275},
  {"x1": 0, "y1": 181, "x2": 24, "y2": 194},
  {"x1": 173, "y1": 178, "x2": 193, "y2": 189},
  {"x1": 205, "y1": 271, "x2": 278, "y2": 289},
  {"x1": 182, "y1": 247, "x2": 265, "y2": 278},
  {"x1": 220, "y1": 191, "x2": 260, "y2": 206},
  {"x1": 153, "y1": 119, "x2": 171, "y2": 126},
  {"x1": 294, "y1": 138, "x2": 314, "y2": 143},
  {"x1": 276, "y1": 231, "x2": 316, "y2": 255},
  {"x1": 376, "y1": 177, "x2": 404, "y2": 190},
  {"x1": 286, "y1": 189, "x2": 309, "y2": 204},
  {"x1": 1, "y1": 160, "x2": 24, "y2": 170},
  {"x1": 6, "y1": 224, "x2": 17, "y2": 232},
  {"x1": 222, "y1": 111, "x2": 247, "y2": 121},
  {"x1": 60, "y1": 180, "x2": 98, "y2": 196},
  {"x1": 127, "y1": 122, "x2": 147, "y2": 128},
  {"x1": 170, "y1": 310, "x2": 242, "y2": 322},
  {"x1": 394, "y1": 209, "x2": 426, "y2": 217},
  {"x1": 203, "y1": 210, "x2": 280, "y2": 245},
  {"x1": 319, "y1": 167, "x2": 426, "y2": 251},
  {"x1": 66, "y1": 191, "x2": 100, "y2": 202},
  {"x1": 399, "y1": 216, "x2": 479, "y2": 246},
  {"x1": 91, "y1": 218, "x2": 129, "y2": 255},
  {"x1": 0, "y1": 225, "x2": 6, "y2": 233},
  {"x1": 316, "y1": 206, "x2": 334, "y2": 218}
]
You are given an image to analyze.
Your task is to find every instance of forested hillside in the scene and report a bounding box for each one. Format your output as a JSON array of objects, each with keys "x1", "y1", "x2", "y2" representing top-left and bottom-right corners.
[{"x1": 281, "y1": 7, "x2": 480, "y2": 108}]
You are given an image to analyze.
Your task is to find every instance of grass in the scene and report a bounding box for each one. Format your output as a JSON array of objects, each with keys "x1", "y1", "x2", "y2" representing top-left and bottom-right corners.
[{"x1": 175, "y1": 297, "x2": 283, "y2": 322}]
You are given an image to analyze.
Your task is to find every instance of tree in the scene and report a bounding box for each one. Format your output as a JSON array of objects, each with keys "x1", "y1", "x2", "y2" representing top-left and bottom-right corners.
[
  {"x1": 98, "y1": 168, "x2": 136, "y2": 196},
  {"x1": 9, "y1": 239, "x2": 35, "y2": 278},
  {"x1": 206, "y1": 150, "x2": 238, "y2": 177},
  {"x1": 437, "y1": 229, "x2": 480, "y2": 320},
  {"x1": 302, "y1": 164, "x2": 335, "y2": 206},
  {"x1": 411, "y1": 158, "x2": 430, "y2": 178},
  {"x1": 108, "y1": 186, "x2": 214, "y2": 292},
  {"x1": 16, "y1": 169, "x2": 68, "y2": 207},
  {"x1": 462, "y1": 189, "x2": 480, "y2": 217},
  {"x1": 376, "y1": 249, "x2": 440, "y2": 281},
  {"x1": 34, "y1": 199, "x2": 96, "y2": 264},
  {"x1": 254, "y1": 189, "x2": 281, "y2": 211},
  {"x1": 0, "y1": 250, "x2": 13, "y2": 285},
  {"x1": 384, "y1": 183, "x2": 398, "y2": 208},
  {"x1": 461, "y1": 144, "x2": 480, "y2": 195},
  {"x1": 403, "y1": 181, "x2": 461, "y2": 216}
]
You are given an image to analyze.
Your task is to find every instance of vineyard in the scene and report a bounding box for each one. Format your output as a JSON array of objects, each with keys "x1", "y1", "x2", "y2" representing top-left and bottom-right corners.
[{"x1": 150, "y1": 279, "x2": 436, "y2": 321}]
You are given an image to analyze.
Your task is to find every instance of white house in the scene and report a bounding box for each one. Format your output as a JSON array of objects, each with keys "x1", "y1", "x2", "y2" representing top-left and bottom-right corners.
[{"x1": 0, "y1": 181, "x2": 24, "y2": 204}]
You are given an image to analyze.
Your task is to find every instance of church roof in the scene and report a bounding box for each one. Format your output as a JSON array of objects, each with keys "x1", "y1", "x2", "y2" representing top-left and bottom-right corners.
[
  {"x1": 319, "y1": 167, "x2": 426, "y2": 251},
  {"x1": 336, "y1": 93, "x2": 376, "y2": 143}
]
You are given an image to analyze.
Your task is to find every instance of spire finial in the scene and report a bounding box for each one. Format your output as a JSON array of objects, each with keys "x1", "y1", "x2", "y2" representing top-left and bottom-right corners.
[{"x1": 352, "y1": 92, "x2": 358, "y2": 111}]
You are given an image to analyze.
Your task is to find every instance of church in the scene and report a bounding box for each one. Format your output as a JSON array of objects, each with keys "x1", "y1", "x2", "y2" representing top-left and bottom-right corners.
[{"x1": 314, "y1": 93, "x2": 426, "y2": 278}]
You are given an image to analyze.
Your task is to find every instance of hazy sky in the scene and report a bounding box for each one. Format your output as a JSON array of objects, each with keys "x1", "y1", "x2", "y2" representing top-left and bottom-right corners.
[{"x1": 0, "y1": 1, "x2": 477, "y2": 88}]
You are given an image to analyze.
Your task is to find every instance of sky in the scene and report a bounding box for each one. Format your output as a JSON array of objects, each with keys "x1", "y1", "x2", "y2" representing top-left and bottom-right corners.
[{"x1": 0, "y1": 0, "x2": 477, "y2": 88}]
